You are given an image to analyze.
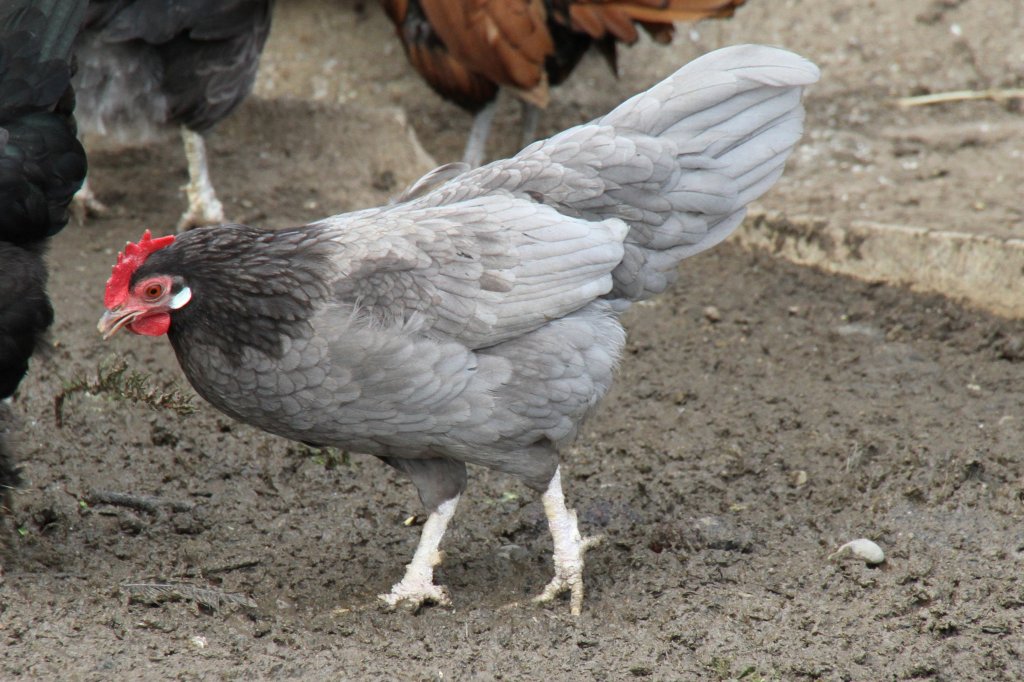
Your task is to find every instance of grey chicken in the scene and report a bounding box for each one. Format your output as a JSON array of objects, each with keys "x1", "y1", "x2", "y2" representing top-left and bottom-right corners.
[
  {"x1": 98, "y1": 45, "x2": 819, "y2": 614},
  {"x1": 73, "y1": 0, "x2": 274, "y2": 230}
]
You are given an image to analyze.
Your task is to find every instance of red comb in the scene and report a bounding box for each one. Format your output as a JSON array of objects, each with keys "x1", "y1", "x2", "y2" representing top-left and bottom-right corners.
[{"x1": 104, "y1": 230, "x2": 176, "y2": 308}]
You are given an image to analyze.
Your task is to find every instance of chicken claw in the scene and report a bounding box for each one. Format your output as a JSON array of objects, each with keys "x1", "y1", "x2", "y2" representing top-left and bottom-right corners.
[
  {"x1": 378, "y1": 495, "x2": 459, "y2": 612},
  {"x1": 534, "y1": 467, "x2": 602, "y2": 616},
  {"x1": 533, "y1": 533, "x2": 602, "y2": 616},
  {"x1": 379, "y1": 572, "x2": 452, "y2": 612}
]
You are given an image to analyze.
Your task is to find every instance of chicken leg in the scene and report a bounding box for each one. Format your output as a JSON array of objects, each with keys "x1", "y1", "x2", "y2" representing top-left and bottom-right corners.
[
  {"x1": 177, "y1": 127, "x2": 225, "y2": 232},
  {"x1": 462, "y1": 100, "x2": 498, "y2": 168},
  {"x1": 520, "y1": 100, "x2": 541, "y2": 150},
  {"x1": 463, "y1": 99, "x2": 542, "y2": 168},
  {"x1": 379, "y1": 494, "x2": 460, "y2": 610},
  {"x1": 533, "y1": 467, "x2": 602, "y2": 616}
]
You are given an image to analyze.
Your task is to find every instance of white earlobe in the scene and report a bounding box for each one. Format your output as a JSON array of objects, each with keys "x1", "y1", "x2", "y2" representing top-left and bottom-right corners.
[{"x1": 169, "y1": 286, "x2": 192, "y2": 309}]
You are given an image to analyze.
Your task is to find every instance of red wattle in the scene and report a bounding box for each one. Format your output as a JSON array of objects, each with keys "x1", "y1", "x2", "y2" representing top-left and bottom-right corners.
[{"x1": 128, "y1": 312, "x2": 171, "y2": 336}]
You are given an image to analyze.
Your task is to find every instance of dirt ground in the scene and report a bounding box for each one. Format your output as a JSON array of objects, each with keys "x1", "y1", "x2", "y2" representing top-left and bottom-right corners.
[{"x1": 3, "y1": 0, "x2": 1024, "y2": 679}]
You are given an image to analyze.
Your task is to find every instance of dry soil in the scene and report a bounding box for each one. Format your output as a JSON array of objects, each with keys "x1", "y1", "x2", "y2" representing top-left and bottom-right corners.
[{"x1": 1, "y1": 0, "x2": 1022, "y2": 680}]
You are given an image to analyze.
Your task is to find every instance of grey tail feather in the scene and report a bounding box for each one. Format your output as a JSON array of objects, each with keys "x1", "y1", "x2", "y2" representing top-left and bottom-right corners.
[{"x1": 601, "y1": 45, "x2": 819, "y2": 301}]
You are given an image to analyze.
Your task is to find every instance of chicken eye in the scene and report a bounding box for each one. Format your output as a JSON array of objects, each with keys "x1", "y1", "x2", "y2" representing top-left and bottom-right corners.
[{"x1": 143, "y1": 282, "x2": 164, "y2": 299}]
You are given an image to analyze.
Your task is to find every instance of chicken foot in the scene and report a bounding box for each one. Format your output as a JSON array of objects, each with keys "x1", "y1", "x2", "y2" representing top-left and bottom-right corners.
[
  {"x1": 72, "y1": 177, "x2": 109, "y2": 221},
  {"x1": 177, "y1": 127, "x2": 225, "y2": 232},
  {"x1": 533, "y1": 467, "x2": 602, "y2": 616},
  {"x1": 379, "y1": 494, "x2": 460, "y2": 610}
]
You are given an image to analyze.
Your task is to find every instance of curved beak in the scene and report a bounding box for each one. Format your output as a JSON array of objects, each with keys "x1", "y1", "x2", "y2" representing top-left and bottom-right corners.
[{"x1": 97, "y1": 307, "x2": 141, "y2": 339}]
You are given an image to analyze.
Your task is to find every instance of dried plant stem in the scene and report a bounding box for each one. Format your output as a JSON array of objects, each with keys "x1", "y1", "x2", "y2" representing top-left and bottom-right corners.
[
  {"x1": 896, "y1": 88, "x2": 1024, "y2": 107},
  {"x1": 122, "y1": 582, "x2": 257, "y2": 610},
  {"x1": 87, "y1": 490, "x2": 194, "y2": 514},
  {"x1": 54, "y1": 358, "x2": 195, "y2": 427}
]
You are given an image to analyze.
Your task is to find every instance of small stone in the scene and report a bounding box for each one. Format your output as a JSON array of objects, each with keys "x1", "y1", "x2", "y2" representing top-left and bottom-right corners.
[
  {"x1": 692, "y1": 515, "x2": 754, "y2": 553},
  {"x1": 189, "y1": 635, "x2": 208, "y2": 649},
  {"x1": 703, "y1": 305, "x2": 721, "y2": 322},
  {"x1": 829, "y1": 538, "x2": 885, "y2": 565},
  {"x1": 836, "y1": 323, "x2": 883, "y2": 340},
  {"x1": 996, "y1": 335, "x2": 1024, "y2": 361},
  {"x1": 495, "y1": 544, "x2": 529, "y2": 564}
]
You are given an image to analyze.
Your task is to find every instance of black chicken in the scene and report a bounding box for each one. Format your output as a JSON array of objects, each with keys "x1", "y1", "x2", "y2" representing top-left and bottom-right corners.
[
  {"x1": 73, "y1": 0, "x2": 274, "y2": 230},
  {"x1": 0, "y1": 0, "x2": 88, "y2": 509}
]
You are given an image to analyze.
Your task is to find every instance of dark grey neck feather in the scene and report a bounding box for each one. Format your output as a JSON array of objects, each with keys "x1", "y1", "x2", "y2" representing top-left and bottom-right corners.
[{"x1": 133, "y1": 224, "x2": 337, "y2": 363}]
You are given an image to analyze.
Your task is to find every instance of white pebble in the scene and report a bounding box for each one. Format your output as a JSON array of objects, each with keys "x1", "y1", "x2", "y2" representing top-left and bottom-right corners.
[
  {"x1": 829, "y1": 538, "x2": 885, "y2": 565},
  {"x1": 189, "y1": 635, "x2": 208, "y2": 649}
]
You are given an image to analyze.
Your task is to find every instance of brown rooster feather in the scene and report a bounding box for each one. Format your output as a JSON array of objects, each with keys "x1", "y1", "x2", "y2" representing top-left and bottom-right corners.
[{"x1": 382, "y1": 0, "x2": 746, "y2": 165}]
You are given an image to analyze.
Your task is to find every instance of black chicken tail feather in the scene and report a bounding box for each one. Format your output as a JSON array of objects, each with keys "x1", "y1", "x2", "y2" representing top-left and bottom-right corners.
[
  {"x1": 1, "y1": 0, "x2": 87, "y2": 65},
  {"x1": 0, "y1": 0, "x2": 89, "y2": 245}
]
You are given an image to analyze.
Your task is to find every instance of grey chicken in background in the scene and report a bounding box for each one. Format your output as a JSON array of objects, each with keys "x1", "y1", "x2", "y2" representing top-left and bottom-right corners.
[
  {"x1": 73, "y1": 0, "x2": 274, "y2": 231},
  {"x1": 0, "y1": 0, "x2": 88, "y2": 510},
  {"x1": 98, "y1": 45, "x2": 819, "y2": 614}
]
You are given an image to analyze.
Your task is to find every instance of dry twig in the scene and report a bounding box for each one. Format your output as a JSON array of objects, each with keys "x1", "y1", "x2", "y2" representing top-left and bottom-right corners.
[
  {"x1": 122, "y1": 582, "x2": 257, "y2": 610},
  {"x1": 201, "y1": 558, "x2": 263, "y2": 575},
  {"x1": 896, "y1": 88, "x2": 1024, "y2": 108},
  {"x1": 87, "y1": 490, "x2": 194, "y2": 514},
  {"x1": 54, "y1": 358, "x2": 195, "y2": 427}
]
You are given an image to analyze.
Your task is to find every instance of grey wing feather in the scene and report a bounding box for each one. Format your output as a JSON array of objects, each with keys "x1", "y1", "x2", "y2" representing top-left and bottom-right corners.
[
  {"x1": 314, "y1": 194, "x2": 627, "y2": 350},
  {"x1": 396, "y1": 162, "x2": 471, "y2": 203},
  {"x1": 312, "y1": 44, "x2": 816, "y2": 348}
]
